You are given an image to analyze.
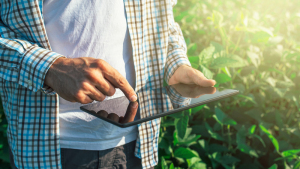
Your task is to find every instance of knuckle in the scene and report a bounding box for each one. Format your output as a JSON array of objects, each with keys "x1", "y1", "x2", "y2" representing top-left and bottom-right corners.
[
  {"x1": 80, "y1": 82, "x2": 90, "y2": 90},
  {"x1": 96, "y1": 59, "x2": 107, "y2": 69},
  {"x1": 99, "y1": 96, "x2": 105, "y2": 101},
  {"x1": 187, "y1": 70, "x2": 195, "y2": 77},
  {"x1": 107, "y1": 88, "x2": 116, "y2": 96},
  {"x1": 94, "y1": 92, "x2": 105, "y2": 102},
  {"x1": 74, "y1": 92, "x2": 85, "y2": 103},
  {"x1": 117, "y1": 78, "x2": 126, "y2": 87},
  {"x1": 87, "y1": 70, "x2": 98, "y2": 81},
  {"x1": 80, "y1": 100, "x2": 87, "y2": 104}
]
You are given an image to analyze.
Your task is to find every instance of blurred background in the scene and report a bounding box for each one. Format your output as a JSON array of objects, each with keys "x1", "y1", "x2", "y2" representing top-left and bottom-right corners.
[
  {"x1": 1, "y1": 0, "x2": 300, "y2": 168},
  {"x1": 156, "y1": 0, "x2": 300, "y2": 168}
]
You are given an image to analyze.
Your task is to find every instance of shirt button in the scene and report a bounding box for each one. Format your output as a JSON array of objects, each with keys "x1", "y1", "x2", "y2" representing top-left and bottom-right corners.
[{"x1": 27, "y1": 80, "x2": 32, "y2": 86}]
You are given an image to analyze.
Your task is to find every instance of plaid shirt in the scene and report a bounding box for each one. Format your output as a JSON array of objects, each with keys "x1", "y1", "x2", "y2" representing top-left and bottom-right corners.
[{"x1": 0, "y1": 0, "x2": 190, "y2": 168}]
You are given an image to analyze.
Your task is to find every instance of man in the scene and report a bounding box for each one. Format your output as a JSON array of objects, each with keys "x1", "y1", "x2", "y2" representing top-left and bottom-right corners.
[{"x1": 0, "y1": 0, "x2": 215, "y2": 168}]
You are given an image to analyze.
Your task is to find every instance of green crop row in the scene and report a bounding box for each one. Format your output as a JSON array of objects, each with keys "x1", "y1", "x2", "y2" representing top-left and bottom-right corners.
[
  {"x1": 1, "y1": 0, "x2": 300, "y2": 169},
  {"x1": 156, "y1": 0, "x2": 300, "y2": 169}
]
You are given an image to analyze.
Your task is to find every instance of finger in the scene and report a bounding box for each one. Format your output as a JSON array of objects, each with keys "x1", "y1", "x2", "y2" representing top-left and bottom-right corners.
[
  {"x1": 191, "y1": 70, "x2": 216, "y2": 87},
  {"x1": 74, "y1": 91, "x2": 94, "y2": 104},
  {"x1": 86, "y1": 85, "x2": 106, "y2": 102},
  {"x1": 97, "y1": 110, "x2": 108, "y2": 118},
  {"x1": 95, "y1": 76, "x2": 116, "y2": 96},
  {"x1": 103, "y1": 68, "x2": 137, "y2": 102},
  {"x1": 81, "y1": 96, "x2": 94, "y2": 104},
  {"x1": 122, "y1": 101, "x2": 138, "y2": 123},
  {"x1": 119, "y1": 116, "x2": 124, "y2": 123},
  {"x1": 107, "y1": 113, "x2": 119, "y2": 122}
]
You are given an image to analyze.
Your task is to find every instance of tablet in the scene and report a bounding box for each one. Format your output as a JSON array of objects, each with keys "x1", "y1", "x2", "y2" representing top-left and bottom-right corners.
[{"x1": 80, "y1": 84, "x2": 239, "y2": 128}]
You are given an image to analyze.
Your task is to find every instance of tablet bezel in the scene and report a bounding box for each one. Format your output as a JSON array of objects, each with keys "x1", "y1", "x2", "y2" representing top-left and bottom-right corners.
[{"x1": 80, "y1": 89, "x2": 239, "y2": 128}]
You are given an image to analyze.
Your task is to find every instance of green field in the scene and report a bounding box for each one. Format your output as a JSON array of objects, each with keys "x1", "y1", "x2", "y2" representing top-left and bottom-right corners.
[
  {"x1": 156, "y1": 0, "x2": 300, "y2": 168},
  {"x1": 1, "y1": 0, "x2": 300, "y2": 168}
]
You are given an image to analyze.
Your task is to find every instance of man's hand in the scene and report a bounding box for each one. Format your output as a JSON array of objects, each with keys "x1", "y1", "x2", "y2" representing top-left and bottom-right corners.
[
  {"x1": 44, "y1": 57, "x2": 137, "y2": 104},
  {"x1": 169, "y1": 65, "x2": 216, "y2": 87}
]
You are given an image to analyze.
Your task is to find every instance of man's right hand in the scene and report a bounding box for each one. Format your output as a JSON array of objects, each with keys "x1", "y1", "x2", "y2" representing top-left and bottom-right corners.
[{"x1": 44, "y1": 57, "x2": 137, "y2": 104}]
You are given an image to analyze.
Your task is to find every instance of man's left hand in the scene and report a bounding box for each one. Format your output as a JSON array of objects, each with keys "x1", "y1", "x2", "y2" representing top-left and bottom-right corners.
[{"x1": 169, "y1": 65, "x2": 216, "y2": 87}]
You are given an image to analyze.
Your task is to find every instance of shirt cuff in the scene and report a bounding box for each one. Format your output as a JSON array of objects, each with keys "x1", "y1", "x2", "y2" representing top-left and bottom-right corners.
[
  {"x1": 164, "y1": 50, "x2": 191, "y2": 84},
  {"x1": 18, "y1": 44, "x2": 64, "y2": 94}
]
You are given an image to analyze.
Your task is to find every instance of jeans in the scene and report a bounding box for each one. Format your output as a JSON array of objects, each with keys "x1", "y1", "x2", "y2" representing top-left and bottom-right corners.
[{"x1": 10, "y1": 140, "x2": 152, "y2": 169}]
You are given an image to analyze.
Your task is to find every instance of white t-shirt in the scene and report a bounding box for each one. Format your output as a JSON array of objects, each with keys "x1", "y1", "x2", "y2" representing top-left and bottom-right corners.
[{"x1": 43, "y1": 0, "x2": 137, "y2": 150}]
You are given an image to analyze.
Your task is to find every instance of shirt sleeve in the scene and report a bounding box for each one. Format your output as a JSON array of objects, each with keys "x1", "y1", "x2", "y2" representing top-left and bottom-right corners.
[
  {"x1": 164, "y1": 0, "x2": 191, "y2": 84},
  {"x1": 0, "y1": 21, "x2": 64, "y2": 94}
]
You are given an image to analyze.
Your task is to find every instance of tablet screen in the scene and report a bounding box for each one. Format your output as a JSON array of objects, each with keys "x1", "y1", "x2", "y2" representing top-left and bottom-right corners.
[{"x1": 80, "y1": 84, "x2": 239, "y2": 127}]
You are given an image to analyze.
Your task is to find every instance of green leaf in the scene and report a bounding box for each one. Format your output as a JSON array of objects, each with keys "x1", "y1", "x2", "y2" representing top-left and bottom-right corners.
[
  {"x1": 174, "y1": 10, "x2": 189, "y2": 22},
  {"x1": 236, "y1": 126, "x2": 259, "y2": 157},
  {"x1": 191, "y1": 63, "x2": 199, "y2": 69},
  {"x1": 173, "y1": 131, "x2": 179, "y2": 146},
  {"x1": 161, "y1": 157, "x2": 168, "y2": 169},
  {"x1": 207, "y1": 144, "x2": 228, "y2": 154},
  {"x1": 190, "y1": 105, "x2": 205, "y2": 114},
  {"x1": 187, "y1": 157, "x2": 201, "y2": 167},
  {"x1": 215, "y1": 73, "x2": 232, "y2": 84},
  {"x1": 268, "y1": 36, "x2": 283, "y2": 44},
  {"x1": 259, "y1": 26, "x2": 274, "y2": 36},
  {"x1": 177, "y1": 134, "x2": 201, "y2": 146},
  {"x1": 198, "y1": 45, "x2": 215, "y2": 65},
  {"x1": 169, "y1": 163, "x2": 174, "y2": 169},
  {"x1": 268, "y1": 164, "x2": 277, "y2": 169},
  {"x1": 198, "y1": 65, "x2": 214, "y2": 79},
  {"x1": 219, "y1": 155, "x2": 241, "y2": 164},
  {"x1": 210, "y1": 41, "x2": 224, "y2": 53},
  {"x1": 188, "y1": 43, "x2": 198, "y2": 56},
  {"x1": 267, "y1": 87, "x2": 287, "y2": 98},
  {"x1": 198, "y1": 139, "x2": 207, "y2": 150},
  {"x1": 238, "y1": 95, "x2": 258, "y2": 105},
  {"x1": 205, "y1": 122, "x2": 225, "y2": 141},
  {"x1": 269, "y1": 164, "x2": 277, "y2": 169},
  {"x1": 293, "y1": 161, "x2": 300, "y2": 169},
  {"x1": 247, "y1": 51, "x2": 261, "y2": 67},
  {"x1": 281, "y1": 149, "x2": 300, "y2": 157},
  {"x1": 209, "y1": 11, "x2": 224, "y2": 26},
  {"x1": 188, "y1": 56, "x2": 199, "y2": 65},
  {"x1": 221, "y1": 67, "x2": 231, "y2": 77},
  {"x1": 237, "y1": 143, "x2": 259, "y2": 157},
  {"x1": 248, "y1": 125, "x2": 256, "y2": 135},
  {"x1": 266, "y1": 77, "x2": 276, "y2": 87},
  {"x1": 159, "y1": 138, "x2": 172, "y2": 155},
  {"x1": 161, "y1": 118, "x2": 175, "y2": 127},
  {"x1": 210, "y1": 55, "x2": 246, "y2": 69},
  {"x1": 191, "y1": 162, "x2": 207, "y2": 169},
  {"x1": 214, "y1": 107, "x2": 237, "y2": 125},
  {"x1": 174, "y1": 147, "x2": 199, "y2": 159},
  {"x1": 276, "y1": 81, "x2": 295, "y2": 88},
  {"x1": 169, "y1": 111, "x2": 184, "y2": 118},
  {"x1": 175, "y1": 116, "x2": 189, "y2": 139},
  {"x1": 259, "y1": 125, "x2": 279, "y2": 152},
  {"x1": 253, "y1": 134, "x2": 266, "y2": 147}
]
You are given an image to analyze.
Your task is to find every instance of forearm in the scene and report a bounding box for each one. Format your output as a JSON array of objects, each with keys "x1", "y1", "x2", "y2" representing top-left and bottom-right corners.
[
  {"x1": 0, "y1": 39, "x2": 64, "y2": 93},
  {"x1": 164, "y1": 0, "x2": 191, "y2": 84}
]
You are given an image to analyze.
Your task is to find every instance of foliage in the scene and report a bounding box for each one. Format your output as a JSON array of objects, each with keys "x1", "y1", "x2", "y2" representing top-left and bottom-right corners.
[
  {"x1": 1, "y1": 0, "x2": 300, "y2": 169},
  {"x1": 0, "y1": 100, "x2": 10, "y2": 168},
  {"x1": 156, "y1": 0, "x2": 300, "y2": 168}
]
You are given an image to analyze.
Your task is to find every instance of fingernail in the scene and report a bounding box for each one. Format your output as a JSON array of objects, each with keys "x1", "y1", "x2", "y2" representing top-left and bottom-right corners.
[
  {"x1": 131, "y1": 101, "x2": 138, "y2": 108},
  {"x1": 130, "y1": 95, "x2": 137, "y2": 102}
]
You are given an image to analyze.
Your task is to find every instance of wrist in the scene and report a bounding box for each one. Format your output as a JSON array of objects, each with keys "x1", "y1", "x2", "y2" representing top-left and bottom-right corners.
[{"x1": 44, "y1": 57, "x2": 67, "y2": 88}]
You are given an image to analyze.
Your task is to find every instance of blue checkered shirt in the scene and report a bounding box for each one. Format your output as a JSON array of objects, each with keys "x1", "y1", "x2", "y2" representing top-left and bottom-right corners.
[{"x1": 0, "y1": 0, "x2": 190, "y2": 168}]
